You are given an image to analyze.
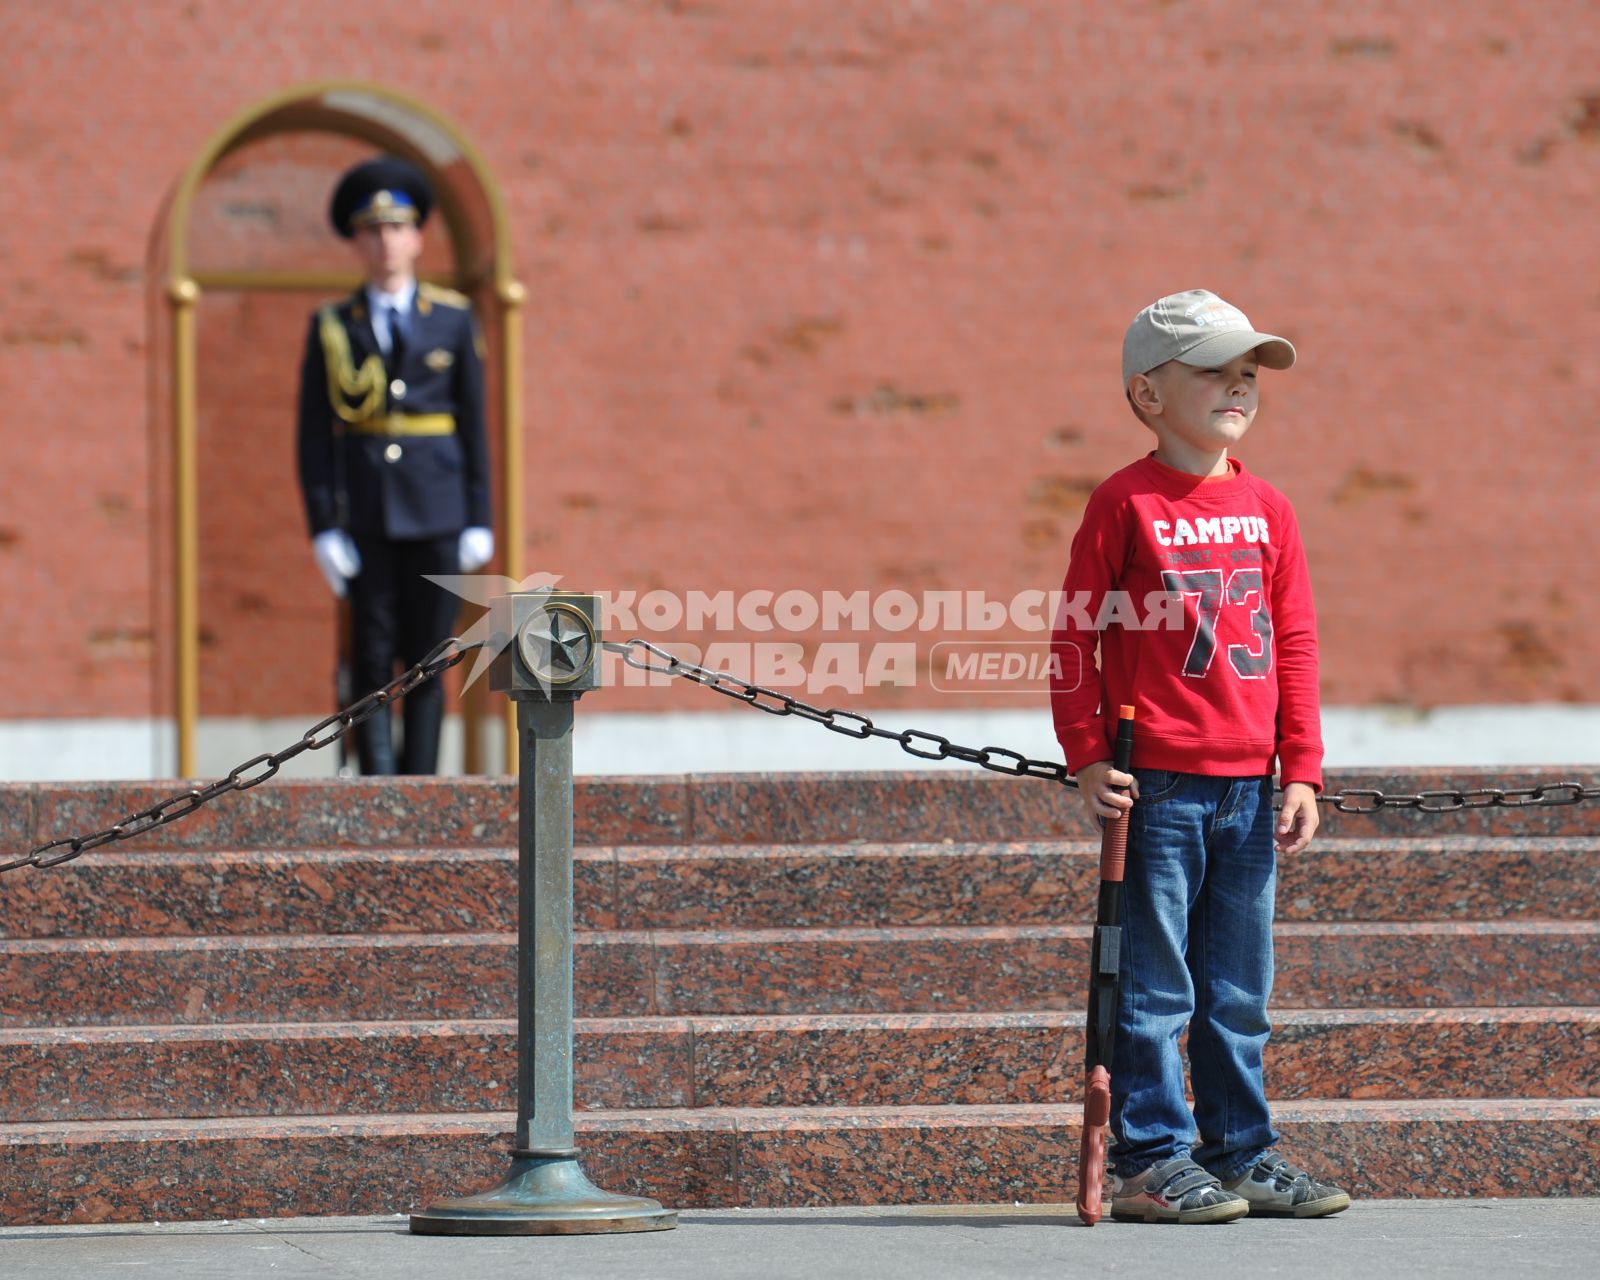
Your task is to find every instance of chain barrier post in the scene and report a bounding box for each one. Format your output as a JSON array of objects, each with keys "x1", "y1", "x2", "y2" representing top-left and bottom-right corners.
[{"x1": 411, "y1": 591, "x2": 677, "y2": 1236}]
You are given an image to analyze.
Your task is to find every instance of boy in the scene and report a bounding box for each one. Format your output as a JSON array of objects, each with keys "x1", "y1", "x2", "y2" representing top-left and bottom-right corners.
[{"x1": 1049, "y1": 289, "x2": 1351, "y2": 1223}]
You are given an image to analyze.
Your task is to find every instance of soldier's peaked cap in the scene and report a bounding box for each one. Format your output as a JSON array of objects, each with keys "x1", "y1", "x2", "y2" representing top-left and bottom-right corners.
[{"x1": 329, "y1": 155, "x2": 434, "y2": 239}]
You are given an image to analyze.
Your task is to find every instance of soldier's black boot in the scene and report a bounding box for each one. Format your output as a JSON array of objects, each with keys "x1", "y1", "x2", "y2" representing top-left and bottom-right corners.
[
  {"x1": 400, "y1": 679, "x2": 444, "y2": 775},
  {"x1": 355, "y1": 708, "x2": 398, "y2": 775}
]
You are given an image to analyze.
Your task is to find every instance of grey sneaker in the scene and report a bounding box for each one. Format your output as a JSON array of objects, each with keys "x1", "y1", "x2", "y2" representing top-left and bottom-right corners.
[
  {"x1": 1110, "y1": 1155, "x2": 1249, "y2": 1224},
  {"x1": 1221, "y1": 1152, "x2": 1352, "y2": 1218}
]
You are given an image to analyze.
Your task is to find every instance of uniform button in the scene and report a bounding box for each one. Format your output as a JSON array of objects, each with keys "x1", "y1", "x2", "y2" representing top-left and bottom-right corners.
[
  {"x1": 390, "y1": 378, "x2": 407, "y2": 400},
  {"x1": 384, "y1": 443, "x2": 403, "y2": 463}
]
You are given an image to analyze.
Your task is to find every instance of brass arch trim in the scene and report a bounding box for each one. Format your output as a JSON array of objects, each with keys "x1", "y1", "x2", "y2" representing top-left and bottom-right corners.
[
  {"x1": 166, "y1": 80, "x2": 515, "y2": 287},
  {"x1": 162, "y1": 81, "x2": 524, "y2": 776}
]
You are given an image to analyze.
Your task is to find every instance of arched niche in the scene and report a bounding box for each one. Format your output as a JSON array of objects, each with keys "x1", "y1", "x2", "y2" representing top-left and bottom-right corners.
[{"x1": 158, "y1": 82, "x2": 525, "y2": 776}]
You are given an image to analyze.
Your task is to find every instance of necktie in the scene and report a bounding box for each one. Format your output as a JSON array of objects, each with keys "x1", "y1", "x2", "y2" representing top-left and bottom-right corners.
[{"x1": 386, "y1": 304, "x2": 408, "y2": 365}]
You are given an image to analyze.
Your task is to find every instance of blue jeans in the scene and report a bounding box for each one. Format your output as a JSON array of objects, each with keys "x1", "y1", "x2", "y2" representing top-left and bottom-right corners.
[{"x1": 1108, "y1": 769, "x2": 1279, "y2": 1181}]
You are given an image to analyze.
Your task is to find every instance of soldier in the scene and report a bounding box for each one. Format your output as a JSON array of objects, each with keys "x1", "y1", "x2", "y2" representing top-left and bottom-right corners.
[{"x1": 296, "y1": 155, "x2": 494, "y2": 775}]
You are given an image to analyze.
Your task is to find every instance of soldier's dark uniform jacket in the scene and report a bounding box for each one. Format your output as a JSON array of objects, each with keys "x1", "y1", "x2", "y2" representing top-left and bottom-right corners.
[{"x1": 296, "y1": 281, "x2": 490, "y2": 541}]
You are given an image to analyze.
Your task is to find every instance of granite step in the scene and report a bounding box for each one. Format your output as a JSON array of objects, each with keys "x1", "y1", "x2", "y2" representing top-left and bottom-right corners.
[
  {"x1": 3, "y1": 1098, "x2": 1597, "y2": 1224},
  {"x1": 2, "y1": 1007, "x2": 1595, "y2": 1124},
  {"x1": 3, "y1": 837, "x2": 1595, "y2": 940},
  {"x1": 2, "y1": 768, "x2": 1595, "y2": 1227},
  {"x1": 3, "y1": 921, "x2": 1595, "y2": 1027},
  {"x1": 6, "y1": 767, "x2": 1597, "y2": 858}
]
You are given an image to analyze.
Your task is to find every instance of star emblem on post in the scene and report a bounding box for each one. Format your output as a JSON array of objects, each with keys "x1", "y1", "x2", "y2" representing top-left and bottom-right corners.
[{"x1": 515, "y1": 601, "x2": 597, "y2": 690}]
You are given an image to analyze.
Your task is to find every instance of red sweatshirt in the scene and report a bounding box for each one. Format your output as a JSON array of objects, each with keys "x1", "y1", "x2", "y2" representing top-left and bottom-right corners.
[{"x1": 1049, "y1": 451, "x2": 1323, "y2": 790}]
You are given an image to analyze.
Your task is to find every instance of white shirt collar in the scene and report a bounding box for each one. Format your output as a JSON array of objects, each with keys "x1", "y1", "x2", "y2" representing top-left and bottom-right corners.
[{"x1": 365, "y1": 280, "x2": 417, "y2": 316}]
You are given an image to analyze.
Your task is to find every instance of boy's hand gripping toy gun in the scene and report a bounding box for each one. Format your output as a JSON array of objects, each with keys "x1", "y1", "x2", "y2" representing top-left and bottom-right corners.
[{"x1": 1076, "y1": 704, "x2": 1136, "y2": 1225}]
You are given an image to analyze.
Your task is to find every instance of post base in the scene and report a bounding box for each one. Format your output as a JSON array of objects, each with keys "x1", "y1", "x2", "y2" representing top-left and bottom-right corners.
[{"x1": 409, "y1": 1152, "x2": 678, "y2": 1236}]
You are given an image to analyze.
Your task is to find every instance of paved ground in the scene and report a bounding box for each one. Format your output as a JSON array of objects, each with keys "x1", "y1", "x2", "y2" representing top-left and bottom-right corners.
[{"x1": 1, "y1": 1200, "x2": 1596, "y2": 1279}]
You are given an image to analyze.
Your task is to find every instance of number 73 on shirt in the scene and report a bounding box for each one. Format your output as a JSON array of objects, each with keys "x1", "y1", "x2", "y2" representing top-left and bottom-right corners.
[{"x1": 1160, "y1": 568, "x2": 1273, "y2": 680}]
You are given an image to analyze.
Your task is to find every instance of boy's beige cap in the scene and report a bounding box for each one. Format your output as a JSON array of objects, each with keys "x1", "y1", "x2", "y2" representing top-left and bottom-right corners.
[{"x1": 1122, "y1": 289, "x2": 1296, "y2": 383}]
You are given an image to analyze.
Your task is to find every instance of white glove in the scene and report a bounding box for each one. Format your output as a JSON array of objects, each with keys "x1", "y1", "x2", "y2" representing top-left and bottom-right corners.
[
  {"x1": 458, "y1": 526, "x2": 495, "y2": 572},
  {"x1": 312, "y1": 530, "x2": 361, "y2": 598}
]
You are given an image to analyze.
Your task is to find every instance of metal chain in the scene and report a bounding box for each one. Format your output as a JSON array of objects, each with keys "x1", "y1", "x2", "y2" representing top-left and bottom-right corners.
[
  {"x1": 605, "y1": 639, "x2": 1078, "y2": 784},
  {"x1": 8, "y1": 628, "x2": 1596, "y2": 876},
  {"x1": 1316, "y1": 782, "x2": 1599, "y2": 813},
  {"x1": 0, "y1": 637, "x2": 478, "y2": 876},
  {"x1": 605, "y1": 638, "x2": 1600, "y2": 814}
]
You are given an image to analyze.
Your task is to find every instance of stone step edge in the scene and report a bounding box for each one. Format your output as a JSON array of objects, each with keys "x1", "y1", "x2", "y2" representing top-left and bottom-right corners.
[
  {"x1": 4, "y1": 918, "x2": 1595, "y2": 955},
  {"x1": 5, "y1": 1005, "x2": 1598, "y2": 1044},
  {"x1": 4, "y1": 1100, "x2": 1595, "y2": 1222},
  {"x1": 38, "y1": 835, "x2": 1600, "y2": 867},
  {"x1": 7, "y1": 1097, "x2": 1599, "y2": 1146}
]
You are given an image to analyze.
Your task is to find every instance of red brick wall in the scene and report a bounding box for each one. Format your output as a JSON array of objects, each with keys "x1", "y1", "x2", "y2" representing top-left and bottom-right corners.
[{"x1": 1, "y1": 0, "x2": 1596, "y2": 724}]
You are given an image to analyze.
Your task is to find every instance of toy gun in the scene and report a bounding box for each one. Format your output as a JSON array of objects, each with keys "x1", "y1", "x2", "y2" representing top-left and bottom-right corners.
[{"x1": 1076, "y1": 703, "x2": 1136, "y2": 1225}]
